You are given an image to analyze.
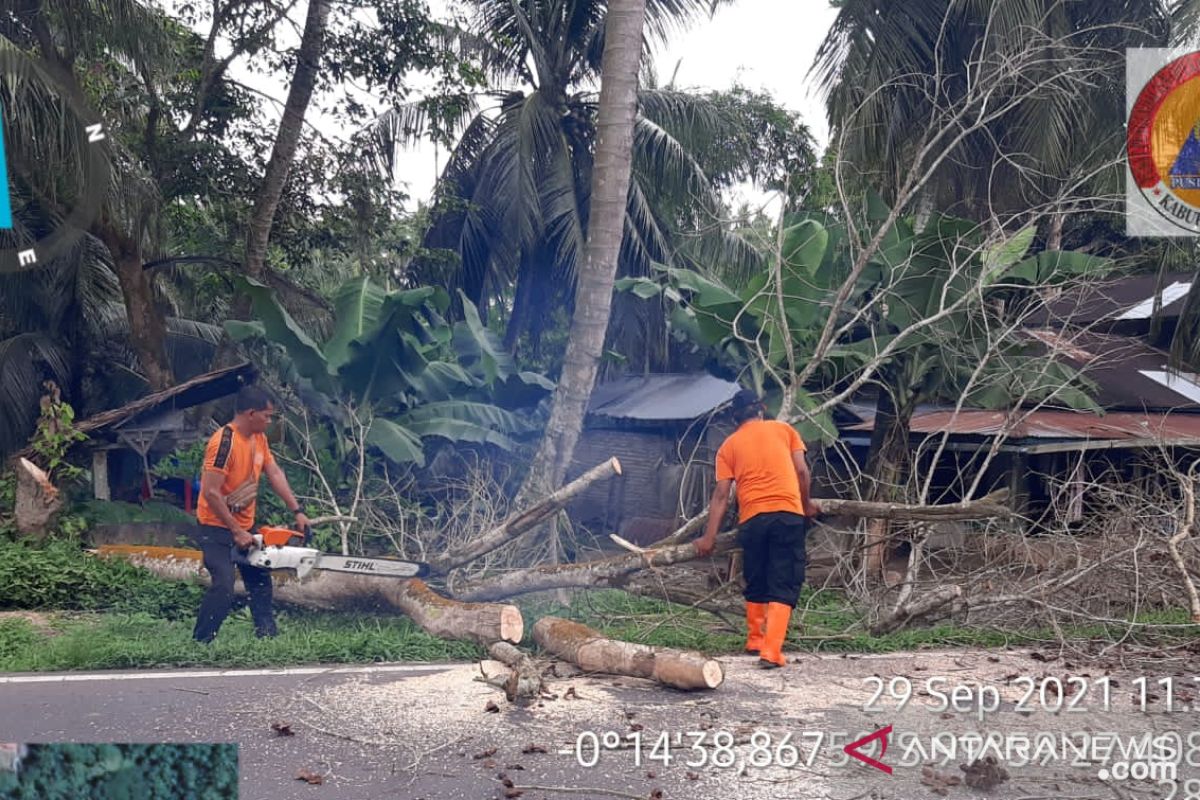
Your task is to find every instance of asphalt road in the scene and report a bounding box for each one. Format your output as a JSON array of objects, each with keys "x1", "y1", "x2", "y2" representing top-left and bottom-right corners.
[
  {"x1": 6, "y1": 651, "x2": 1200, "y2": 800},
  {"x1": 0, "y1": 664, "x2": 477, "y2": 799}
]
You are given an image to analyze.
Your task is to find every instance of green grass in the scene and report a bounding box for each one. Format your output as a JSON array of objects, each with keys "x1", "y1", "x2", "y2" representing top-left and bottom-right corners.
[
  {"x1": 77, "y1": 499, "x2": 196, "y2": 527},
  {"x1": 519, "y1": 588, "x2": 1200, "y2": 655},
  {"x1": 5, "y1": 537, "x2": 1198, "y2": 672},
  {"x1": 0, "y1": 539, "x2": 206, "y2": 617},
  {"x1": 0, "y1": 610, "x2": 481, "y2": 672}
]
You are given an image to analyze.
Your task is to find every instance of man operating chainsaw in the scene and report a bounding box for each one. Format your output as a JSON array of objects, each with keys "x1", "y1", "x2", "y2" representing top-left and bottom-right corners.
[
  {"x1": 695, "y1": 389, "x2": 819, "y2": 669},
  {"x1": 193, "y1": 385, "x2": 309, "y2": 643}
]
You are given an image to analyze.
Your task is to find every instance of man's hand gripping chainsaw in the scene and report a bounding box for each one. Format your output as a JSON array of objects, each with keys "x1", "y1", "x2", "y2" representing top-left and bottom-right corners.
[{"x1": 231, "y1": 525, "x2": 430, "y2": 579}]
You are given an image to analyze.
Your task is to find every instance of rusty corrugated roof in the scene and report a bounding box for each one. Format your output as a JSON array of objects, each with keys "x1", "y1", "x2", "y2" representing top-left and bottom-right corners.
[{"x1": 848, "y1": 408, "x2": 1200, "y2": 440}]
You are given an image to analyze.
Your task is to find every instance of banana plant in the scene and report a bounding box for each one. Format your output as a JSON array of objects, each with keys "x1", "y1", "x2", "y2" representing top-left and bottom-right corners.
[
  {"x1": 616, "y1": 216, "x2": 844, "y2": 444},
  {"x1": 617, "y1": 204, "x2": 1113, "y2": 447},
  {"x1": 226, "y1": 276, "x2": 553, "y2": 466}
]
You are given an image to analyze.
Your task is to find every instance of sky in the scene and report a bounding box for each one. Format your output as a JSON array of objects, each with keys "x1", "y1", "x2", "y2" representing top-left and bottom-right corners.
[{"x1": 228, "y1": 0, "x2": 841, "y2": 209}]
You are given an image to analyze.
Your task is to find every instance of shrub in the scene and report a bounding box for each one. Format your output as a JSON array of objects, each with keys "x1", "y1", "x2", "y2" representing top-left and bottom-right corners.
[
  {"x1": 0, "y1": 744, "x2": 237, "y2": 800},
  {"x1": 0, "y1": 540, "x2": 203, "y2": 618}
]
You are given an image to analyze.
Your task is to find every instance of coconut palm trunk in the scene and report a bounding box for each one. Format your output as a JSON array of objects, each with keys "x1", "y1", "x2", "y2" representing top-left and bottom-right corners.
[
  {"x1": 209, "y1": 0, "x2": 330, "y2": 372},
  {"x1": 242, "y1": 0, "x2": 330, "y2": 283},
  {"x1": 521, "y1": 0, "x2": 648, "y2": 505}
]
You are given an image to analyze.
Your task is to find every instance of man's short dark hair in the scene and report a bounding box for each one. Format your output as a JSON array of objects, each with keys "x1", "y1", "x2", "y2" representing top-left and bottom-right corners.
[
  {"x1": 730, "y1": 388, "x2": 763, "y2": 423},
  {"x1": 235, "y1": 385, "x2": 274, "y2": 413}
]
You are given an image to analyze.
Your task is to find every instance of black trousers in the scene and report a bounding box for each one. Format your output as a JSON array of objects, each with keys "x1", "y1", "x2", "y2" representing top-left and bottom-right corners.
[
  {"x1": 192, "y1": 524, "x2": 276, "y2": 642},
  {"x1": 738, "y1": 511, "x2": 808, "y2": 607}
]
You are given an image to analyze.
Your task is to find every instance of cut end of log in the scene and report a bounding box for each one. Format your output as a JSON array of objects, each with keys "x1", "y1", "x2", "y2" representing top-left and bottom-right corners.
[
  {"x1": 651, "y1": 652, "x2": 725, "y2": 691},
  {"x1": 610, "y1": 457, "x2": 622, "y2": 476},
  {"x1": 501, "y1": 606, "x2": 524, "y2": 644},
  {"x1": 701, "y1": 660, "x2": 724, "y2": 690},
  {"x1": 17, "y1": 457, "x2": 58, "y2": 501}
]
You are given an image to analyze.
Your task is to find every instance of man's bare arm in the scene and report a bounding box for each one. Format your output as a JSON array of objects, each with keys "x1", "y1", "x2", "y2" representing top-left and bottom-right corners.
[
  {"x1": 264, "y1": 462, "x2": 298, "y2": 511},
  {"x1": 792, "y1": 451, "x2": 820, "y2": 516},
  {"x1": 200, "y1": 470, "x2": 252, "y2": 545},
  {"x1": 696, "y1": 479, "x2": 734, "y2": 556},
  {"x1": 264, "y1": 463, "x2": 310, "y2": 530}
]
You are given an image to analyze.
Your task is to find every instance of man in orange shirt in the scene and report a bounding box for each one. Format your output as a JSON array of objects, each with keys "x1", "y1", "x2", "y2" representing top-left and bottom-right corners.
[
  {"x1": 695, "y1": 389, "x2": 819, "y2": 668},
  {"x1": 192, "y1": 385, "x2": 309, "y2": 643}
]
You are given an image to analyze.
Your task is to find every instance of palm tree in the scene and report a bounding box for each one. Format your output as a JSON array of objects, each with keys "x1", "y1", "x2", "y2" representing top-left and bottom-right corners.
[
  {"x1": 2, "y1": 0, "x2": 181, "y2": 389},
  {"x1": 813, "y1": 0, "x2": 1173, "y2": 230},
  {"x1": 366, "y1": 0, "x2": 787, "y2": 358},
  {"x1": 0, "y1": 223, "x2": 223, "y2": 456},
  {"x1": 524, "y1": 0, "x2": 648, "y2": 508}
]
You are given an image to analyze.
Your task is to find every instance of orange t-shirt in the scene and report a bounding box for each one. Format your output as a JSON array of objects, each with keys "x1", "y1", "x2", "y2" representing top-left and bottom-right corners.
[
  {"x1": 196, "y1": 425, "x2": 275, "y2": 530},
  {"x1": 715, "y1": 419, "x2": 807, "y2": 523}
]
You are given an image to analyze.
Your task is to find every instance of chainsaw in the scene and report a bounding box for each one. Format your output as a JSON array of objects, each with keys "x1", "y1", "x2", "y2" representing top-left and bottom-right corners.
[{"x1": 231, "y1": 526, "x2": 430, "y2": 579}]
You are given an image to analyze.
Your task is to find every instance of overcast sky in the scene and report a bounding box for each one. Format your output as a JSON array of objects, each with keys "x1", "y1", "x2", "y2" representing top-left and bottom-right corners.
[{"x1": 229, "y1": 0, "x2": 840, "y2": 208}]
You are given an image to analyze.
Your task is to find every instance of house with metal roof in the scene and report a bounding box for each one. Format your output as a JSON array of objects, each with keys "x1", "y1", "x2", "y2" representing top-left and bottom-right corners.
[
  {"x1": 563, "y1": 373, "x2": 742, "y2": 545},
  {"x1": 57, "y1": 362, "x2": 259, "y2": 508},
  {"x1": 840, "y1": 273, "x2": 1200, "y2": 527}
]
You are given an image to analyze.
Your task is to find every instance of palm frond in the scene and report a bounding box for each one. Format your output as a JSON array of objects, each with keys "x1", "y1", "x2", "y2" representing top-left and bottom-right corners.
[{"x1": 0, "y1": 333, "x2": 71, "y2": 457}]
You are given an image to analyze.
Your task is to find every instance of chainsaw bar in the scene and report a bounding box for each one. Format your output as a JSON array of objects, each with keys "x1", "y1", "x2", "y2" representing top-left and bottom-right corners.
[
  {"x1": 312, "y1": 553, "x2": 429, "y2": 579},
  {"x1": 233, "y1": 540, "x2": 430, "y2": 580}
]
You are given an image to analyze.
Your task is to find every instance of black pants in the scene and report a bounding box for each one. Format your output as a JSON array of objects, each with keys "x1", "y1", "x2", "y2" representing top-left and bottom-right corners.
[
  {"x1": 738, "y1": 511, "x2": 808, "y2": 607},
  {"x1": 192, "y1": 524, "x2": 276, "y2": 642}
]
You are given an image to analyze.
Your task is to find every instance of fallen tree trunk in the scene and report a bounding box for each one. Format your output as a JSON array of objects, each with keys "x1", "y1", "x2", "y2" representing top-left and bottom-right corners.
[
  {"x1": 623, "y1": 576, "x2": 743, "y2": 625},
  {"x1": 532, "y1": 617, "x2": 723, "y2": 691},
  {"x1": 427, "y1": 457, "x2": 622, "y2": 575},
  {"x1": 487, "y1": 641, "x2": 544, "y2": 703},
  {"x1": 825, "y1": 489, "x2": 1012, "y2": 522},
  {"x1": 652, "y1": 490, "x2": 1013, "y2": 548},
  {"x1": 869, "y1": 584, "x2": 963, "y2": 636},
  {"x1": 455, "y1": 535, "x2": 738, "y2": 602},
  {"x1": 99, "y1": 545, "x2": 522, "y2": 646}
]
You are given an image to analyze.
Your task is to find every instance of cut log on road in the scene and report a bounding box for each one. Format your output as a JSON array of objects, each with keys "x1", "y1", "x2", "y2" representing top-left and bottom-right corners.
[
  {"x1": 454, "y1": 535, "x2": 738, "y2": 602},
  {"x1": 14, "y1": 458, "x2": 62, "y2": 538},
  {"x1": 427, "y1": 457, "x2": 622, "y2": 575},
  {"x1": 487, "y1": 641, "x2": 544, "y2": 703},
  {"x1": 98, "y1": 545, "x2": 522, "y2": 646},
  {"x1": 532, "y1": 616, "x2": 723, "y2": 691}
]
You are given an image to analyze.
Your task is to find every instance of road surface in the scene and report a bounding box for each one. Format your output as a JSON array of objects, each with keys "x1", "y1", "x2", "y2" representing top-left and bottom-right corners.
[{"x1": 2, "y1": 651, "x2": 1199, "y2": 799}]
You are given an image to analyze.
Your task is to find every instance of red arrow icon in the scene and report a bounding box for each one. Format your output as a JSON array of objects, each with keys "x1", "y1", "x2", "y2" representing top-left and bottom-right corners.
[{"x1": 843, "y1": 725, "x2": 893, "y2": 774}]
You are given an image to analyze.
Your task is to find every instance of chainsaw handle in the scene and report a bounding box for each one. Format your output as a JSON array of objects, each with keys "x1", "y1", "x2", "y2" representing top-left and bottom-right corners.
[{"x1": 303, "y1": 525, "x2": 313, "y2": 546}]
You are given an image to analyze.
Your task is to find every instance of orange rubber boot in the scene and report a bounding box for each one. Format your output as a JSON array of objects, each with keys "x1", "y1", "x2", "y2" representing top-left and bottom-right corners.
[
  {"x1": 744, "y1": 602, "x2": 767, "y2": 654},
  {"x1": 758, "y1": 602, "x2": 792, "y2": 669}
]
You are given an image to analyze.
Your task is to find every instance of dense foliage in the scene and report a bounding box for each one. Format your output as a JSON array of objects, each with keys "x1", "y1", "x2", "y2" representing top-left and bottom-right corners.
[
  {"x1": 0, "y1": 540, "x2": 203, "y2": 618},
  {"x1": 0, "y1": 744, "x2": 237, "y2": 800}
]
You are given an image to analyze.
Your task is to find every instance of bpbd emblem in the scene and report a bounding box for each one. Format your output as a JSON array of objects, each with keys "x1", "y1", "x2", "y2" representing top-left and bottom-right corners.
[{"x1": 1128, "y1": 50, "x2": 1200, "y2": 235}]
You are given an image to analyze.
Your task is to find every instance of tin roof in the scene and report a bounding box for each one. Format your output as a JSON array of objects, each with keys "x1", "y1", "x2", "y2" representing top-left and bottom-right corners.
[
  {"x1": 1038, "y1": 271, "x2": 1193, "y2": 327},
  {"x1": 74, "y1": 362, "x2": 257, "y2": 436},
  {"x1": 587, "y1": 374, "x2": 742, "y2": 422},
  {"x1": 847, "y1": 408, "x2": 1200, "y2": 442},
  {"x1": 1022, "y1": 329, "x2": 1200, "y2": 410}
]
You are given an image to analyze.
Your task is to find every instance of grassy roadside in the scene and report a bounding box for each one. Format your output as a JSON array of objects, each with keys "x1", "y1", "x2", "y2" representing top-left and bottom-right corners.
[
  {"x1": 0, "y1": 610, "x2": 480, "y2": 672},
  {"x1": 7, "y1": 592, "x2": 1198, "y2": 673},
  {"x1": 3, "y1": 539, "x2": 1198, "y2": 671}
]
